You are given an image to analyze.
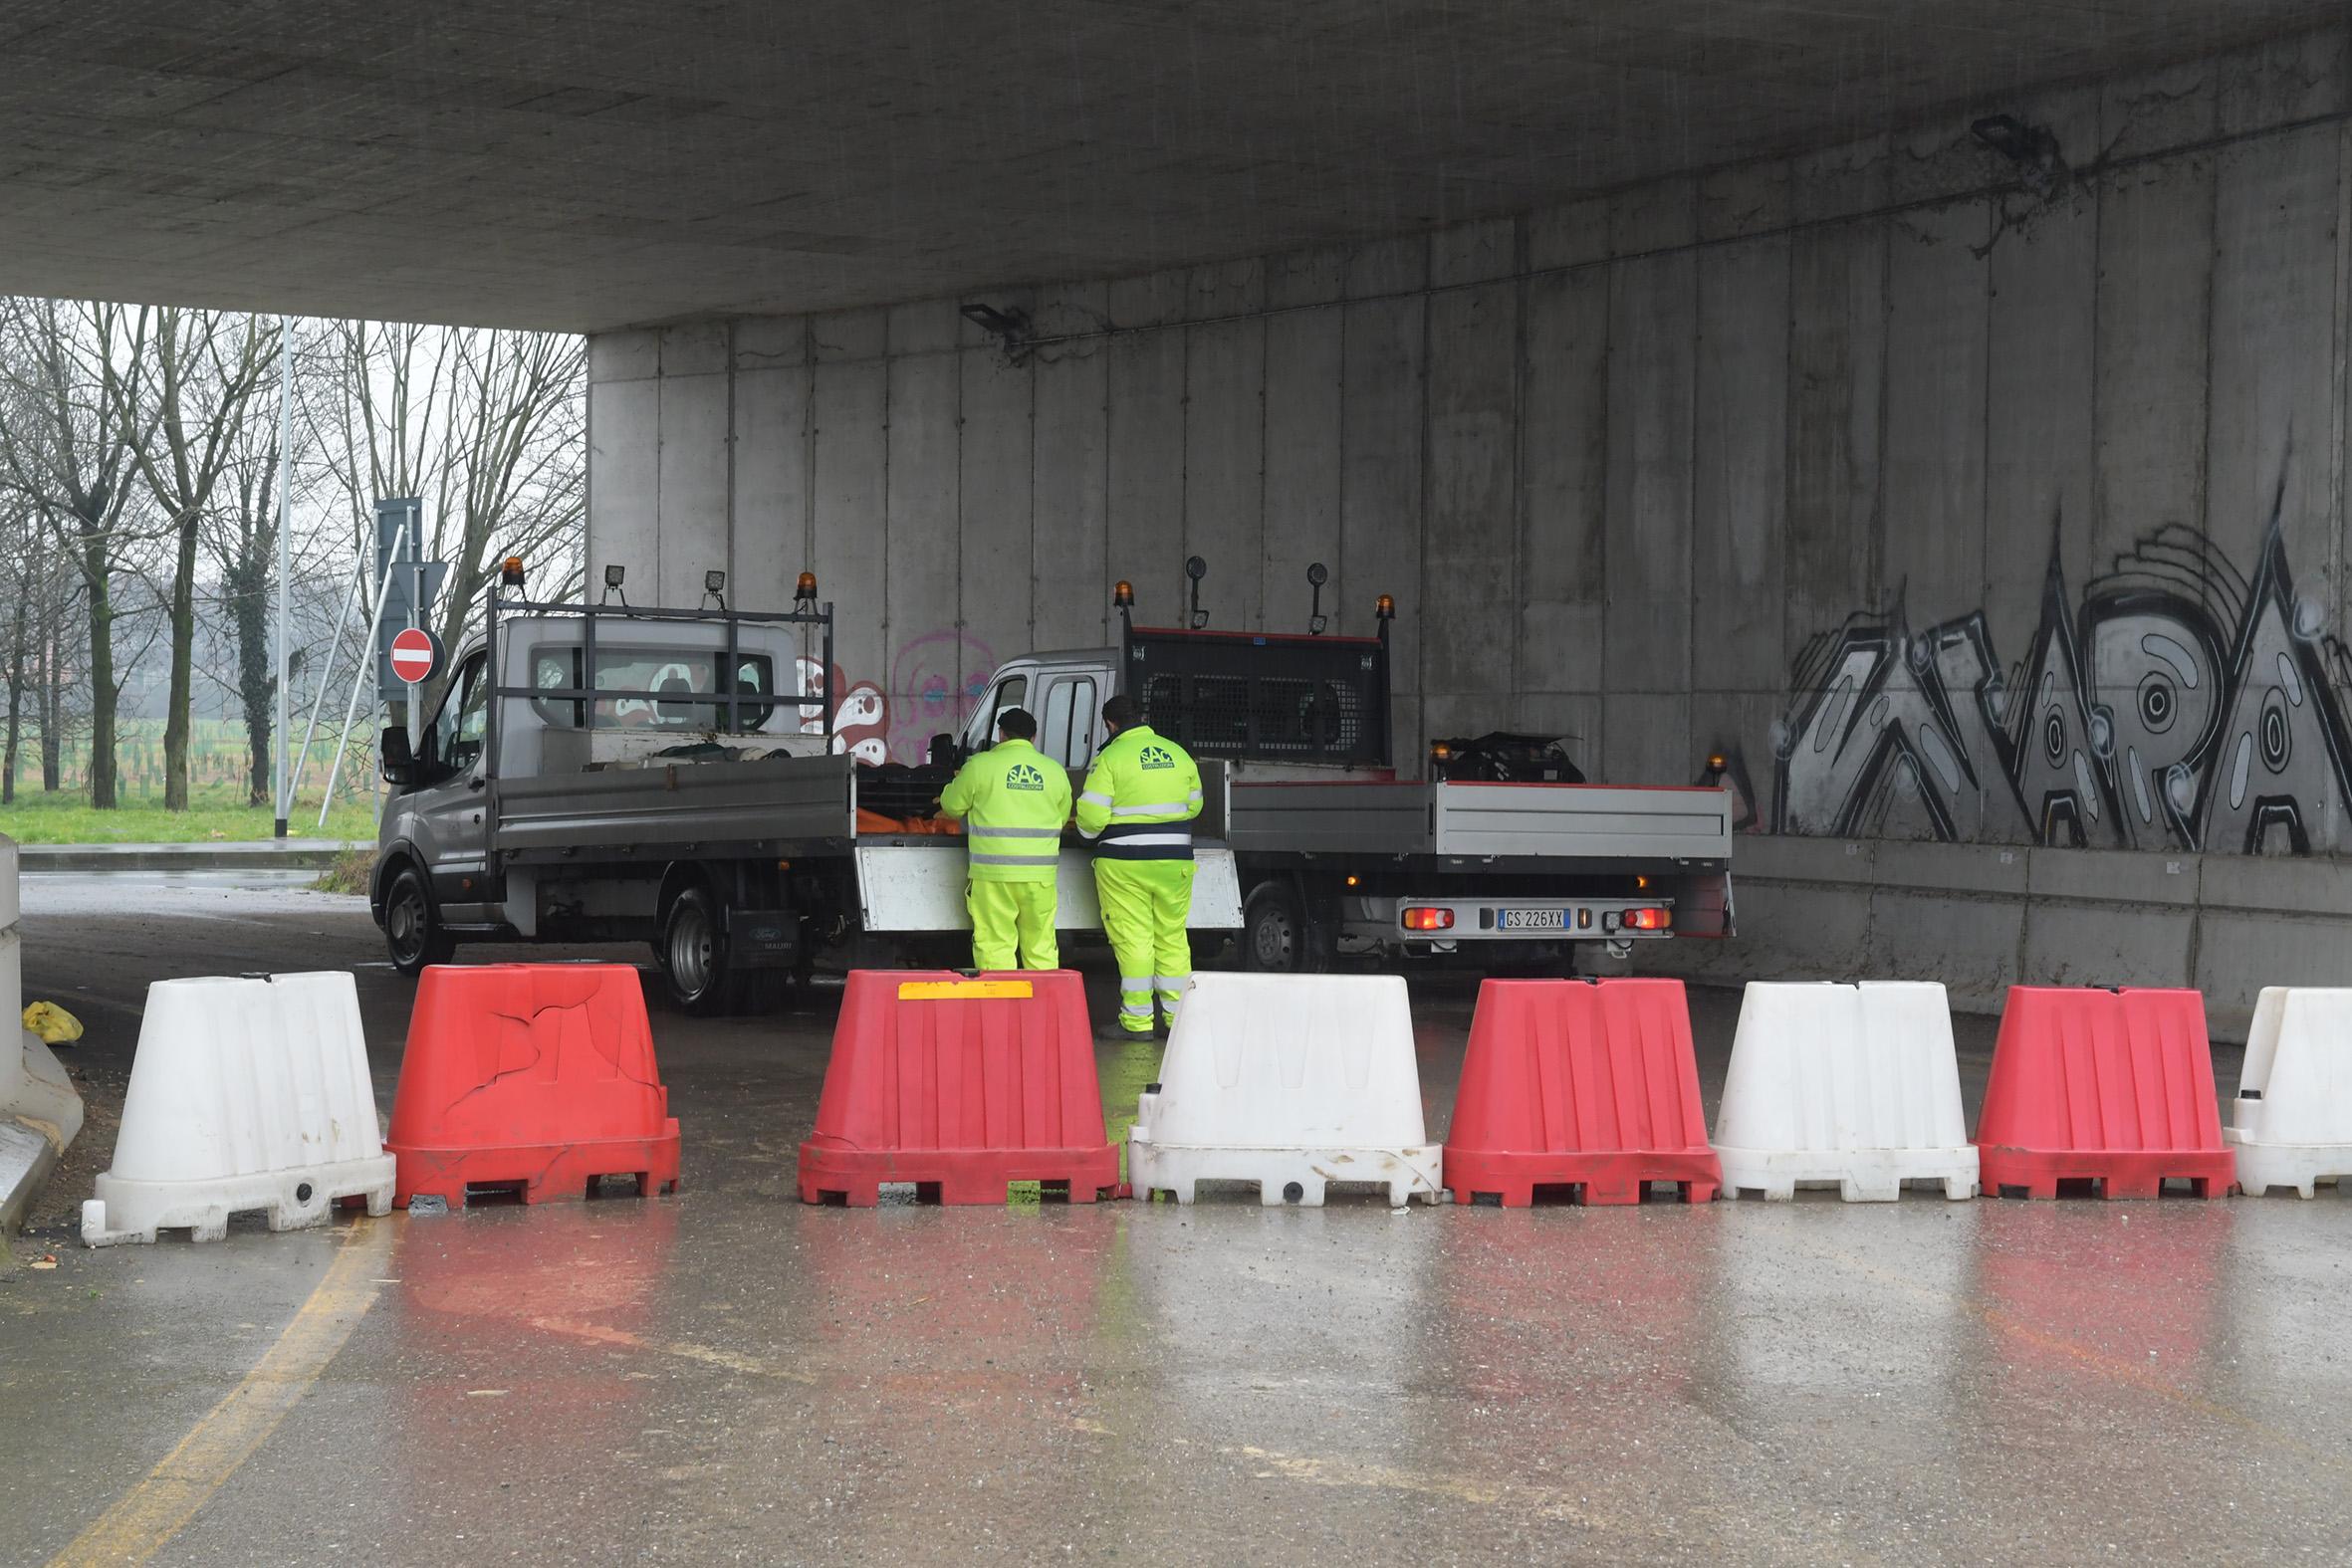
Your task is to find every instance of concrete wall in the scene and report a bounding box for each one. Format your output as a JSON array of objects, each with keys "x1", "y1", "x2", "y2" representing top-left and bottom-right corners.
[{"x1": 588, "y1": 25, "x2": 2352, "y2": 1015}]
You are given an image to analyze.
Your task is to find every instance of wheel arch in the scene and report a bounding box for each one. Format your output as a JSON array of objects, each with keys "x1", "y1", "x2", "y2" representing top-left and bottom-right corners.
[{"x1": 370, "y1": 842, "x2": 422, "y2": 925}]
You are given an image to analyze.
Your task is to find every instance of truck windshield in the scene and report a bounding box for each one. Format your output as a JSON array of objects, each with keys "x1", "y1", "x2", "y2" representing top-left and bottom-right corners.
[{"x1": 530, "y1": 645, "x2": 777, "y2": 731}]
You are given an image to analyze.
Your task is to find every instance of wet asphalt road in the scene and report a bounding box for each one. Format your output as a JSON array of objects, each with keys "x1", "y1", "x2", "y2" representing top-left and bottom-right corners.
[{"x1": 5, "y1": 875, "x2": 2351, "y2": 1565}]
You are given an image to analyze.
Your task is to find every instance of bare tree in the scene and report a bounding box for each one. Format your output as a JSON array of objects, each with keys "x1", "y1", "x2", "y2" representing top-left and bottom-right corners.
[
  {"x1": 112, "y1": 309, "x2": 277, "y2": 808},
  {"x1": 303, "y1": 322, "x2": 585, "y2": 713},
  {"x1": 0, "y1": 491, "x2": 46, "y2": 802},
  {"x1": 0, "y1": 300, "x2": 157, "y2": 808}
]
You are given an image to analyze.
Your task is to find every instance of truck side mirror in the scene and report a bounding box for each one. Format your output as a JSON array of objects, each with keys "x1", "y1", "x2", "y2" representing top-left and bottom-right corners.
[{"x1": 379, "y1": 728, "x2": 418, "y2": 787}]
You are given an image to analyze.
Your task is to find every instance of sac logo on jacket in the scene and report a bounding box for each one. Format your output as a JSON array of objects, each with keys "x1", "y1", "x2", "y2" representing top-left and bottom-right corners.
[{"x1": 1007, "y1": 763, "x2": 1046, "y2": 791}]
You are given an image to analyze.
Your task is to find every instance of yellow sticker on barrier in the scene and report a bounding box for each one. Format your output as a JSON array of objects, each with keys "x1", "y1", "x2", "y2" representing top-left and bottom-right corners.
[{"x1": 897, "y1": 980, "x2": 1034, "y2": 1001}]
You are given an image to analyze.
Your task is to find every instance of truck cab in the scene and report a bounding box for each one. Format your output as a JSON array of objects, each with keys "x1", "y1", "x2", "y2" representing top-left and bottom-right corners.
[{"x1": 958, "y1": 650, "x2": 1116, "y2": 779}]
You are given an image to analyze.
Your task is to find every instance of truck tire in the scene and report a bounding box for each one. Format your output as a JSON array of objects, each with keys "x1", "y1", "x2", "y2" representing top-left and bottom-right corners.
[
  {"x1": 383, "y1": 866, "x2": 456, "y2": 977},
  {"x1": 660, "y1": 885, "x2": 735, "y2": 1015},
  {"x1": 1240, "y1": 882, "x2": 1309, "y2": 973}
]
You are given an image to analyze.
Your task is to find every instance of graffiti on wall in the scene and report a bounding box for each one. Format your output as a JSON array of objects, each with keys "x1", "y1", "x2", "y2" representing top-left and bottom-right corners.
[
  {"x1": 1767, "y1": 511, "x2": 2352, "y2": 855},
  {"x1": 789, "y1": 629, "x2": 999, "y2": 766}
]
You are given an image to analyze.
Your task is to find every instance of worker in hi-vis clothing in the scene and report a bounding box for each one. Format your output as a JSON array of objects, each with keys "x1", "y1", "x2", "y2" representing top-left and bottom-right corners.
[
  {"x1": 938, "y1": 707, "x2": 1071, "y2": 971},
  {"x1": 1075, "y1": 694, "x2": 1203, "y2": 1040}
]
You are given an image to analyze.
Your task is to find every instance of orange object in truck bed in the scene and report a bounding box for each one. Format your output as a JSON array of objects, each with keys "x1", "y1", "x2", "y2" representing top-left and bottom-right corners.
[{"x1": 855, "y1": 807, "x2": 963, "y2": 836}]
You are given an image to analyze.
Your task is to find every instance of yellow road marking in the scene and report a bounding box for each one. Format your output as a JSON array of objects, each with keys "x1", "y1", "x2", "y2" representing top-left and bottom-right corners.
[
  {"x1": 50, "y1": 1220, "x2": 391, "y2": 1568},
  {"x1": 897, "y1": 979, "x2": 1033, "y2": 1001}
]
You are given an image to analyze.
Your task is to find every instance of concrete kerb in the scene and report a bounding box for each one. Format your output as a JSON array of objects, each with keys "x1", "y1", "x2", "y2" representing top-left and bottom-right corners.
[
  {"x1": 16, "y1": 840, "x2": 351, "y2": 874},
  {"x1": 2, "y1": 834, "x2": 87, "y2": 1250}
]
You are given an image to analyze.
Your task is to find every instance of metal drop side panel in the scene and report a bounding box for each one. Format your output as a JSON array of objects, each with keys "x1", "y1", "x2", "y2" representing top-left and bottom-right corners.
[
  {"x1": 494, "y1": 755, "x2": 856, "y2": 856},
  {"x1": 1224, "y1": 783, "x2": 1433, "y2": 856},
  {"x1": 1431, "y1": 784, "x2": 1735, "y2": 862},
  {"x1": 854, "y1": 844, "x2": 1245, "y2": 933}
]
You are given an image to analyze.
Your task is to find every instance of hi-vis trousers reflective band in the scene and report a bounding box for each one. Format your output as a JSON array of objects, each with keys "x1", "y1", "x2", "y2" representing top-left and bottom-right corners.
[{"x1": 966, "y1": 823, "x2": 1061, "y2": 871}]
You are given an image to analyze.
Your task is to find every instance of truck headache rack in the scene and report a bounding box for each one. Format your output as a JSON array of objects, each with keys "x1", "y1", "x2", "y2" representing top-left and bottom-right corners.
[
  {"x1": 1124, "y1": 624, "x2": 1390, "y2": 769},
  {"x1": 482, "y1": 587, "x2": 835, "y2": 784}
]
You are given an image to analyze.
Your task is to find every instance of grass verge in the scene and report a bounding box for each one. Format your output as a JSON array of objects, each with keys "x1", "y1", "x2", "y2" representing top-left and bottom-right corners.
[{"x1": 0, "y1": 784, "x2": 376, "y2": 844}]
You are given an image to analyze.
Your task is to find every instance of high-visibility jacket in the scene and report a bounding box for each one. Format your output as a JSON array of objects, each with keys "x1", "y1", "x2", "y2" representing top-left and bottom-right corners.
[
  {"x1": 938, "y1": 738, "x2": 1070, "y2": 882},
  {"x1": 1076, "y1": 724, "x2": 1202, "y2": 860}
]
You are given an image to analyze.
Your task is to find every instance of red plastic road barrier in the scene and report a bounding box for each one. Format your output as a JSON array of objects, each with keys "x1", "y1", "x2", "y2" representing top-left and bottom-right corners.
[
  {"x1": 388, "y1": 964, "x2": 681, "y2": 1208},
  {"x1": 798, "y1": 970, "x2": 1118, "y2": 1206},
  {"x1": 1443, "y1": 978, "x2": 1720, "y2": 1206},
  {"x1": 1976, "y1": 986, "x2": 2234, "y2": 1199}
]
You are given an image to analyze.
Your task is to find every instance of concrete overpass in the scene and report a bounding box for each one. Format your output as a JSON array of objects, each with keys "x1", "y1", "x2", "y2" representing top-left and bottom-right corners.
[{"x1": 10, "y1": 2, "x2": 2352, "y2": 1017}]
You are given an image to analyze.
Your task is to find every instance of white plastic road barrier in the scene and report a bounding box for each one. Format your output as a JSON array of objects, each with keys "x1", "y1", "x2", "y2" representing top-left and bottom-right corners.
[
  {"x1": 1127, "y1": 972, "x2": 1441, "y2": 1208},
  {"x1": 3, "y1": 833, "x2": 87, "y2": 1236},
  {"x1": 1714, "y1": 981, "x2": 1978, "y2": 1203},
  {"x1": 82, "y1": 972, "x2": 393, "y2": 1245},
  {"x1": 2229, "y1": 987, "x2": 2352, "y2": 1198}
]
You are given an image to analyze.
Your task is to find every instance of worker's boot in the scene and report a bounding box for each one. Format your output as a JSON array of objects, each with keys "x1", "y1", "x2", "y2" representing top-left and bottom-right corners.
[{"x1": 1095, "y1": 1018, "x2": 1148, "y2": 1043}]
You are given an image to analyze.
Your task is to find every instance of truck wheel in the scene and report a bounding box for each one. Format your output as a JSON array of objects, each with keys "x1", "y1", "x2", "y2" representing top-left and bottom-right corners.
[
  {"x1": 383, "y1": 866, "x2": 456, "y2": 977},
  {"x1": 1240, "y1": 883, "x2": 1305, "y2": 973},
  {"x1": 660, "y1": 885, "x2": 734, "y2": 1015}
]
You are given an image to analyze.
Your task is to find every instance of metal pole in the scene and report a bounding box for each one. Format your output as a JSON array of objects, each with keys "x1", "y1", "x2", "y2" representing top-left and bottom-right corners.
[
  {"x1": 272, "y1": 315, "x2": 295, "y2": 834},
  {"x1": 285, "y1": 547, "x2": 365, "y2": 820},
  {"x1": 319, "y1": 520, "x2": 407, "y2": 830},
  {"x1": 403, "y1": 499, "x2": 423, "y2": 756}
]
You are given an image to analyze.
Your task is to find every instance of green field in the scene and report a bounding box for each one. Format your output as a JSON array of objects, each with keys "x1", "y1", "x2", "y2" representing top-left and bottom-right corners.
[{"x1": 0, "y1": 718, "x2": 378, "y2": 843}]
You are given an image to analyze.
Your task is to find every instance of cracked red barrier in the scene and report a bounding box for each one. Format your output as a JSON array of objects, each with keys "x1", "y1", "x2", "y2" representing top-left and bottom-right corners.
[
  {"x1": 1442, "y1": 978, "x2": 1721, "y2": 1206},
  {"x1": 1976, "y1": 986, "x2": 2235, "y2": 1200},
  {"x1": 798, "y1": 971, "x2": 1118, "y2": 1206},
  {"x1": 388, "y1": 963, "x2": 682, "y2": 1209}
]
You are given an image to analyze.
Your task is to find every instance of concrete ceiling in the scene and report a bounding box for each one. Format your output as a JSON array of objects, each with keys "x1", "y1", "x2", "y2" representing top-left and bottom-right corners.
[{"x1": 0, "y1": 2, "x2": 2336, "y2": 333}]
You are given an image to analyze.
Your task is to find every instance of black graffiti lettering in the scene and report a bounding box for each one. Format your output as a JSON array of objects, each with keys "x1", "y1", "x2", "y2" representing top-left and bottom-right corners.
[{"x1": 1765, "y1": 513, "x2": 2352, "y2": 857}]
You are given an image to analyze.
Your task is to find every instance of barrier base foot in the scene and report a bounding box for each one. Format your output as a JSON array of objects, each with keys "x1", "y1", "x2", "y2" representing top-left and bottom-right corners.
[
  {"x1": 1126, "y1": 1141, "x2": 1443, "y2": 1208},
  {"x1": 1442, "y1": 1148, "x2": 1721, "y2": 1208},
  {"x1": 82, "y1": 1155, "x2": 397, "y2": 1246},
  {"x1": 392, "y1": 1128, "x2": 683, "y2": 1211},
  {"x1": 1979, "y1": 1146, "x2": 2234, "y2": 1201},
  {"x1": 1716, "y1": 1146, "x2": 1981, "y2": 1204},
  {"x1": 797, "y1": 1144, "x2": 1119, "y2": 1207},
  {"x1": 2226, "y1": 1133, "x2": 2352, "y2": 1199}
]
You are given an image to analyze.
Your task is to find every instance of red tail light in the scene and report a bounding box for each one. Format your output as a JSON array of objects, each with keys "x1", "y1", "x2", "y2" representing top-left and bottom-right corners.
[
  {"x1": 1402, "y1": 906, "x2": 1455, "y2": 932},
  {"x1": 1621, "y1": 906, "x2": 1671, "y2": 932}
]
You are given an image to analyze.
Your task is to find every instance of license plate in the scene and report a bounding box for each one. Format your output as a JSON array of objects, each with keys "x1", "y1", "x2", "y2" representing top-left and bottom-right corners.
[{"x1": 1499, "y1": 908, "x2": 1565, "y2": 931}]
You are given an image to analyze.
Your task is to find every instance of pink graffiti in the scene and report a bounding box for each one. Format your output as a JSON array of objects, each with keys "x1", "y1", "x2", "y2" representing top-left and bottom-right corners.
[
  {"x1": 792, "y1": 628, "x2": 999, "y2": 765},
  {"x1": 886, "y1": 628, "x2": 997, "y2": 762}
]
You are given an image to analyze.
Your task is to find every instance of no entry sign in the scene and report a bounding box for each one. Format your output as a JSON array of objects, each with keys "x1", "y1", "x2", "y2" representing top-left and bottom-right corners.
[{"x1": 388, "y1": 626, "x2": 438, "y2": 685}]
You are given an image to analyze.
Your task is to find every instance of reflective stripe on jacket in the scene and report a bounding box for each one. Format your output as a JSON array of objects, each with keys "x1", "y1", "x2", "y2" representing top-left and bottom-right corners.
[
  {"x1": 938, "y1": 738, "x2": 1071, "y2": 882},
  {"x1": 1076, "y1": 724, "x2": 1202, "y2": 861}
]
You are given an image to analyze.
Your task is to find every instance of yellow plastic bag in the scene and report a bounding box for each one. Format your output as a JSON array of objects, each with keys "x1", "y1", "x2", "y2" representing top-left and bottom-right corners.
[{"x1": 21, "y1": 1001, "x2": 82, "y2": 1046}]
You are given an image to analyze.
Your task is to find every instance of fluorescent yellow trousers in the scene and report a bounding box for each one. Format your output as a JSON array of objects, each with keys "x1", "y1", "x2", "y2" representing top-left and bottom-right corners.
[
  {"x1": 1093, "y1": 859, "x2": 1196, "y2": 1032},
  {"x1": 967, "y1": 878, "x2": 1058, "y2": 971}
]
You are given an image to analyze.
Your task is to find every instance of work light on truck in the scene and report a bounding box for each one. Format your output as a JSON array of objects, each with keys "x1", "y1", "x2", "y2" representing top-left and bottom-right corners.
[
  {"x1": 1113, "y1": 579, "x2": 1133, "y2": 607},
  {"x1": 1402, "y1": 906, "x2": 1454, "y2": 932},
  {"x1": 795, "y1": 571, "x2": 819, "y2": 606},
  {"x1": 501, "y1": 555, "x2": 526, "y2": 588}
]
